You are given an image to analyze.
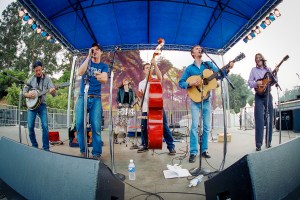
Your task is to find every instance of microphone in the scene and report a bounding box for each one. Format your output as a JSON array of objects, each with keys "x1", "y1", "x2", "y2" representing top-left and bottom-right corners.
[
  {"x1": 296, "y1": 73, "x2": 299, "y2": 77},
  {"x1": 201, "y1": 48, "x2": 205, "y2": 54},
  {"x1": 260, "y1": 59, "x2": 267, "y2": 61},
  {"x1": 91, "y1": 49, "x2": 94, "y2": 54},
  {"x1": 115, "y1": 46, "x2": 121, "y2": 51}
]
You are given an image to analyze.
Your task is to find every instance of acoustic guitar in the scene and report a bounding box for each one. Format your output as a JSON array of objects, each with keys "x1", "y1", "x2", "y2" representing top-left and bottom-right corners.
[
  {"x1": 255, "y1": 55, "x2": 289, "y2": 96},
  {"x1": 186, "y1": 53, "x2": 245, "y2": 103},
  {"x1": 26, "y1": 82, "x2": 70, "y2": 110}
]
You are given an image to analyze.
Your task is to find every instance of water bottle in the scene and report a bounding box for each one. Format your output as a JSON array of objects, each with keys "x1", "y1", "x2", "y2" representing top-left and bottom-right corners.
[
  {"x1": 128, "y1": 159, "x2": 136, "y2": 180},
  {"x1": 188, "y1": 174, "x2": 203, "y2": 187}
]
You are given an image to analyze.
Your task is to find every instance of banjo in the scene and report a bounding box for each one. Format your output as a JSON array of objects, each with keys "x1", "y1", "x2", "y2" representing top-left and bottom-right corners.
[{"x1": 26, "y1": 82, "x2": 70, "y2": 110}]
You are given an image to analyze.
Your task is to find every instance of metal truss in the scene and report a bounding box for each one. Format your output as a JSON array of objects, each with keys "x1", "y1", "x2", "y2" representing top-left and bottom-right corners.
[
  {"x1": 18, "y1": 0, "x2": 79, "y2": 54},
  {"x1": 76, "y1": 44, "x2": 220, "y2": 55},
  {"x1": 221, "y1": 0, "x2": 283, "y2": 54}
]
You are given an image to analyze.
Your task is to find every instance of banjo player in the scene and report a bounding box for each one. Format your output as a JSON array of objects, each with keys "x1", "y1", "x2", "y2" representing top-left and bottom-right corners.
[{"x1": 23, "y1": 61, "x2": 56, "y2": 151}]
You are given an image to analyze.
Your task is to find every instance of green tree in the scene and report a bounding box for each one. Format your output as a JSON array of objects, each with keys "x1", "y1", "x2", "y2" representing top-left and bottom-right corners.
[
  {"x1": 280, "y1": 87, "x2": 300, "y2": 102},
  {"x1": 228, "y1": 74, "x2": 253, "y2": 113}
]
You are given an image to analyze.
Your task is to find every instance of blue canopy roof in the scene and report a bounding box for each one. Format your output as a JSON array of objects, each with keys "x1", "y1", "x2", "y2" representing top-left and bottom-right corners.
[{"x1": 18, "y1": 0, "x2": 282, "y2": 55}]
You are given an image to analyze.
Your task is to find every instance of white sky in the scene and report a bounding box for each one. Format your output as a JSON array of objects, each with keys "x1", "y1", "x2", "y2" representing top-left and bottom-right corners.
[{"x1": 1, "y1": 0, "x2": 299, "y2": 97}]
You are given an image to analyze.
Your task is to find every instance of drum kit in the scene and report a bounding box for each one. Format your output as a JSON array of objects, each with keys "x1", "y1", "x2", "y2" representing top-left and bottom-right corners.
[
  {"x1": 117, "y1": 107, "x2": 135, "y2": 118},
  {"x1": 114, "y1": 106, "x2": 136, "y2": 145}
]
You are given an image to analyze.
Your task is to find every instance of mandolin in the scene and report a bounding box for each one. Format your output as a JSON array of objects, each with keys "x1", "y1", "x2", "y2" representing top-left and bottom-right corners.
[{"x1": 255, "y1": 55, "x2": 289, "y2": 96}]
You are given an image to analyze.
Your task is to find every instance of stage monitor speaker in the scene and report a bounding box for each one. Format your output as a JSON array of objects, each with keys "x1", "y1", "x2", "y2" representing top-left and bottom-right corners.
[
  {"x1": 293, "y1": 109, "x2": 300, "y2": 133},
  {"x1": 0, "y1": 137, "x2": 124, "y2": 200},
  {"x1": 276, "y1": 110, "x2": 293, "y2": 130},
  {"x1": 204, "y1": 137, "x2": 300, "y2": 200}
]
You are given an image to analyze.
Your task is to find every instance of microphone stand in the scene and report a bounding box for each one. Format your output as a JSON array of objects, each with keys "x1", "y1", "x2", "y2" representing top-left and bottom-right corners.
[
  {"x1": 276, "y1": 86, "x2": 282, "y2": 144},
  {"x1": 266, "y1": 71, "x2": 281, "y2": 147},
  {"x1": 203, "y1": 52, "x2": 235, "y2": 171},
  {"x1": 108, "y1": 48, "x2": 125, "y2": 181},
  {"x1": 189, "y1": 74, "x2": 210, "y2": 176},
  {"x1": 83, "y1": 57, "x2": 91, "y2": 158},
  {"x1": 2, "y1": 72, "x2": 32, "y2": 143}
]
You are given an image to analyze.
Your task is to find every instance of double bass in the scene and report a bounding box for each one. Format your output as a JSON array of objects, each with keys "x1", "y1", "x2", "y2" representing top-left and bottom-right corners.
[{"x1": 140, "y1": 38, "x2": 165, "y2": 149}]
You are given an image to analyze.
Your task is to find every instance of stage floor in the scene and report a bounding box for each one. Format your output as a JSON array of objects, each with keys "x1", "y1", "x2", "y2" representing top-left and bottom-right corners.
[{"x1": 0, "y1": 126, "x2": 298, "y2": 200}]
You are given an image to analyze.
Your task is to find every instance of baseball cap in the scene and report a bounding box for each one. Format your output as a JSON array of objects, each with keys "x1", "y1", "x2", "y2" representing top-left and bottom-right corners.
[{"x1": 91, "y1": 42, "x2": 103, "y2": 51}]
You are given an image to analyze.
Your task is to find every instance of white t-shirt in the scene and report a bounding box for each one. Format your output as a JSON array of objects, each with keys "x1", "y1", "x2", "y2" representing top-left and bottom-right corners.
[{"x1": 138, "y1": 78, "x2": 149, "y2": 112}]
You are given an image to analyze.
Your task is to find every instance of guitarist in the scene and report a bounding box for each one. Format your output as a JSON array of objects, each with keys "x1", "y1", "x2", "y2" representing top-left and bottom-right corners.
[
  {"x1": 248, "y1": 53, "x2": 278, "y2": 151},
  {"x1": 179, "y1": 45, "x2": 234, "y2": 163},
  {"x1": 23, "y1": 61, "x2": 56, "y2": 151}
]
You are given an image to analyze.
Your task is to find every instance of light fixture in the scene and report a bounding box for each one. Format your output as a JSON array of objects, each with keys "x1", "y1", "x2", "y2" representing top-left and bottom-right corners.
[
  {"x1": 18, "y1": 8, "x2": 25, "y2": 17},
  {"x1": 260, "y1": 21, "x2": 267, "y2": 29},
  {"x1": 50, "y1": 38, "x2": 55, "y2": 43},
  {"x1": 41, "y1": 31, "x2": 47, "y2": 37},
  {"x1": 254, "y1": 26, "x2": 261, "y2": 34},
  {"x1": 46, "y1": 34, "x2": 51, "y2": 40},
  {"x1": 250, "y1": 30, "x2": 256, "y2": 38},
  {"x1": 36, "y1": 26, "x2": 42, "y2": 34},
  {"x1": 274, "y1": 8, "x2": 281, "y2": 17},
  {"x1": 22, "y1": 13, "x2": 30, "y2": 21},
  {"x1": 31, "y1": 22, "x2": 37, "y2": 30},
  {"x1": 243, "y1": 37, "x2": 248, "y2": 43},
  {"x1": 269, "y1": 13, "x2": 276, "y2": 21},
  {"x1": 265, "y1": 17, "x2": 271, "y2": 25},
  {"x1": 247, "y1": 34, "x2": 253, "y2": 40},
  {"x1": 27, "y1": 18, "x2": 34, "y2": 25}
]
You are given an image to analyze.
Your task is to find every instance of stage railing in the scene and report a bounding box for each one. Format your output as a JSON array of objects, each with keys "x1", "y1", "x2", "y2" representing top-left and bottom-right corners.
[{"x1": 0, "y1": 104, "x2": 232, "y2": 130}]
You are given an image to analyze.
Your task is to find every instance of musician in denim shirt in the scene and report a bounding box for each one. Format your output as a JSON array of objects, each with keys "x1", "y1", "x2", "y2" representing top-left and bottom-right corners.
[
  {"x1": 178, "y1": 45, "x2": 219, "y2": 163},
  {"x1": 23, "y1": 61, "x2": 56, "y2": 151},
  {"x1": 248, "y1": 53, "x2": 278, "y2": 151}
]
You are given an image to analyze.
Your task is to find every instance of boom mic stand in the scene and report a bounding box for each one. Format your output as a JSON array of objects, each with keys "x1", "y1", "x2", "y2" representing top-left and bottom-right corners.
[
  {"x1": 2, "y1": 72, "x2": 33, "y2": 143},
  {"x1": 108, "y1": 47, "x2": 125, "y2": 181},
  {"x1": 203, "y1": 52, "x2": 236, "y2": 171}
]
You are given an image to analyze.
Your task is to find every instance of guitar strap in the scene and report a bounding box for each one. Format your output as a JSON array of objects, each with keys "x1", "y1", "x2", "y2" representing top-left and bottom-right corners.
[{"x1": 203, "y1": 61, "x2": 212, "y2": 70}]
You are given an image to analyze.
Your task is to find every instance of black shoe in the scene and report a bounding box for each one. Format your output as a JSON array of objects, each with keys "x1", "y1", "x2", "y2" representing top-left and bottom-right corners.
[
  {"x1": 201, "y1": 151, "x2": 211, "y2": 159},
  {"x1": 114, "y1": 139, "x2": 118, "y2": 144},
  {"x1": 256, "y1": 147, "x2": 261, "y2": 151},
  {"x1": 189, "y1": 154, "x2": 196, "y2": 163},
  {"x1": 92, "y1": 155, "x2": 101, "y2": 160},
  {"x1": 266, "y1": 143, "x2": 272, "y2": 148},
  {"x1": 168, "y1": 148, "x2": 176, "y2": 155},
  {"x1": 137, "y1": 146, "x2": 148, "y2": 153}
]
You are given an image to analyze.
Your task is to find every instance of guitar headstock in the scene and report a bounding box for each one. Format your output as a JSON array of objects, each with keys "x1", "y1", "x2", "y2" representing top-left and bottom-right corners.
[
  {"x1": 234, "y1": 52, "x2": 246, "y2": 62},
  {"x1": 283, "y1": 55, "x2": 289, "y2": 61}
]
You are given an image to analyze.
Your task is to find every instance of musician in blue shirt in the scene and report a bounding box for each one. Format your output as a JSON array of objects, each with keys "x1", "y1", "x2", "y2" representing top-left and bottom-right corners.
[
  {"x1": 23, "y1": 61, "x2": 56, "y2": 151},
  {"x1": 178, "y1": 45, "x2": 219, "y2": 163},
  {"x1": 75, "y1": 43, "x2": 108, "y2": 160}
]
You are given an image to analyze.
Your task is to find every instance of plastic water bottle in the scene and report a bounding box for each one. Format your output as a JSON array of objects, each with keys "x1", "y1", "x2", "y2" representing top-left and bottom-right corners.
[
  {"x1": 188, "y1": 174, "x2": 203, "y2": 187},
  {"x1": 128, "y1": 159, "x2": 136, "y2": 180}
]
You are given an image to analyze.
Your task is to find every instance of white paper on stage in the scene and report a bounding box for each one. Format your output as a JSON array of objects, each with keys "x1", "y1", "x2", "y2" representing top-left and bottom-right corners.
[{"x1": 163, "y1": 164, "x2": 191, "y2": 179}]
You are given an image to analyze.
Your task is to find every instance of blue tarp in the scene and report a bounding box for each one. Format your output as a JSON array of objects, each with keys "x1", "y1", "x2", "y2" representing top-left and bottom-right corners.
[{"x1": 18, "y1": 0, "x2": 282, "y2": 54}]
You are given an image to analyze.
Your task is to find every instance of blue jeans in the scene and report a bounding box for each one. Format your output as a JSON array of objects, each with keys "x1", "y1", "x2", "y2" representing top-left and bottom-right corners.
[
  {"x1": 141, "y1": 109, "x2": 175, "y2": 150},
  {"x1": 27, "y1": 103, "x2": 49, "y2": 150},
  {"x1": 254, "y1": 94, "x2": 273, "y2": 148},
  {"x1": 76, "y1": 96, "x2": 102, "y2": 156},
  {"x1": 190, "y1": 100, "x2": 211, "y2": 155}
]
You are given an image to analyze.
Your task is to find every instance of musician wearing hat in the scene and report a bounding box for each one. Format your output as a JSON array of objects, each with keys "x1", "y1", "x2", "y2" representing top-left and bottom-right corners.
[
  {"x1": 23, "y1": 61, "x2": 56, "y2": 151},
  {"x1": 75, "y1": 42, "x2": 108, "y2": 160}
]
